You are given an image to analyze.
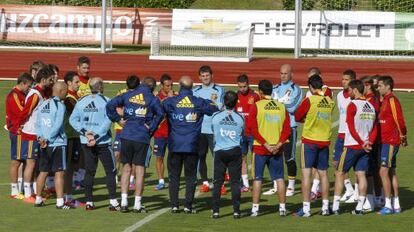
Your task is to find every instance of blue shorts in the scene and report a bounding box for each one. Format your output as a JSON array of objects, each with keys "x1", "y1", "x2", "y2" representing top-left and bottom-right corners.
[
  {"x1": 333, "y1": 137, "x2": 345, "y2": 162},
  {"x1": 380, "y1": 144, "x2": 399, "y2": 168},
  {"x1": 300, "y1": 143, "x2": 329, "y2": 170},
  {"x1": 253, "y1": 154, "x2": 284, "y2": 181},
  {"x1": 10, "y1": 134, "x2": 39, "y2": 160},
  {"x1": 336, "y1": 148, "x2": 369, "y2": 173},
  {"x1": 113, "y1": 133, "x2": 122, "y2": 153},
  {"x1": 241, "y1": 135, "x2": 253, "y2": 155},
  {"x1": 153, "y1": 137, "x2": 168, "y2": 157}
]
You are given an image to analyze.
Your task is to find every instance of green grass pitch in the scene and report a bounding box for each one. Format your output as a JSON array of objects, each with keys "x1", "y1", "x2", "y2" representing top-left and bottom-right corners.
[{"x1": 0, "y1": 80, "x2": 413, "y2": 232}]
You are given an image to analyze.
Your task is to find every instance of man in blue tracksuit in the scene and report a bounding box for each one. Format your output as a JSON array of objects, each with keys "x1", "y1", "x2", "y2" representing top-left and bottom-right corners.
[
  {"x1": 269, "y1": 64, "x2": 302, "y2": 197},
  {"x1": 34, "y1": 82, "x2": 69, "y2": 209},
  {"x1": 193, "y1": 65, "x2": 225, "y2": 192},
  {"x1": 211, "y1": 91, "x2": 245, "y2": 219},
  {"x1": 69, "y1": 78, "x2": 119, "y2": 211},
  {"x1": 106, "y1": 77, "x2": 164, "y2": 213},
  {"x1": 163, "y1": 76, "x2": 219, "y2": 214}
]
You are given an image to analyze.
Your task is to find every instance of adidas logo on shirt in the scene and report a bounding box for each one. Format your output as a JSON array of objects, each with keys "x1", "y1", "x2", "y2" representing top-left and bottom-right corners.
[
  {"x1": 177, "y1": 96, "x2": 194, "y2": 108},
  {"x1": 41, "y1": 102, "x2": 50, "y2": 113},
  {"x1": 317, "y1": 98, "x2": 331, "y2": 108},
  {"x1": 129, "y1": 94, "x2": 146, "y2": 105},
  {"x1": 84, "y1": 101, "x2": 98, "y2": 112},
  {"x1": 264, "y1": 101, "x2": 280, "y2": 110},
  {"x1": 219, "y1": 114, "x2": 237, "y2": 126},
  {"x1": 362, "y1": 103, "x2": 374, "y2": 113}
]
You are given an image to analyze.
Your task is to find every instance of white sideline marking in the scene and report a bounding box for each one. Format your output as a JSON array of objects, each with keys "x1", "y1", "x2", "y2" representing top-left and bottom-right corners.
[{"x1": 123, "y1": 192, "x2": 201, "y2": 232}]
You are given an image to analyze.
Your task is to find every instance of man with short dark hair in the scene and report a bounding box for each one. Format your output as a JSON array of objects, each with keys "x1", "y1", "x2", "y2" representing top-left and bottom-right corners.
[
  {"x1": 211, "y1": 90, "x2": 245, "y2": 219},
  {"x1": 6, "y1": 72, "x2": 33, "y2": 200},
  {"x1": 153, "y1": 74, "x2": 176, "y2": 191},
  {"x1": 235, "y1": 74, "x2": 259, "y2": 192},
  {"x1": 76, "y1": 56, "x2": 92, "y2": 98},
  {"x1": 193, "y1": 65, "x2": 225, "y2": 193},
  {"x1": 62, "y1": 71, "x2": 84, "y2": 206},
  {"x1": 163, "y1": 76, "x2": 219, "y2": 214},
  {"x1": 377, "y1": 76, "x2": 407, "y2": 215},
  {"x1": 248, "y1": 80, "x2": 291, "y2": 217},
  {"x1": 294, "y1": 75, "x2": 335, "y2": 217},
  {"x1": 70, "y1": 77, "x2": 120, "y2": 211},
  {"x1": 106, "y1": 76, "x2": 164, "y2": 213},
  {"x1": 331, "y1": 79, "x2": 377, "y2": 215}
]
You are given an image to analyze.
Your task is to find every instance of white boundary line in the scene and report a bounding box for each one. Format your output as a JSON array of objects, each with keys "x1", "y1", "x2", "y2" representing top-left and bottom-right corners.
[{"x1": 122, "y1": 191, "x2": 201, "y2": 232}]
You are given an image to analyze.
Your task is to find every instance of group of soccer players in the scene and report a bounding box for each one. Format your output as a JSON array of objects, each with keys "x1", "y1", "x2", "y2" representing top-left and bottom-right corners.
[{"x1": 5, "y1": 57, "x2": 407, "y2": 218}]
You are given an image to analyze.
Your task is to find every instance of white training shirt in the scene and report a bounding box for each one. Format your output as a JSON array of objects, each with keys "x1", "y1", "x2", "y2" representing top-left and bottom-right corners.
[{"x1": 344, "y1": 99, "x2": 376, "y2": 146}]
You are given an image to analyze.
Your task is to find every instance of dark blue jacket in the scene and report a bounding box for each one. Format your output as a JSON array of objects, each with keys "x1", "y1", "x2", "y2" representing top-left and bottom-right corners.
[
  {"x1": 106, "y1": 85, "x2": 164, "y2": 144},
  {"x1": 163, "y1": 89, "x2": 219, "y2": 153}
]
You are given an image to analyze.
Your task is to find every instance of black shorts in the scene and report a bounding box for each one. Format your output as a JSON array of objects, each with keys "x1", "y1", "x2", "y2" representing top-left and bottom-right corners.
[
  {"x1": 39, "y1": 146, "x2": 67, "y2": 173},
  {"x1": 121, "y1": 139, "x2": 151, "y2": 166},
  {"x1": 67, "y1": 138, "x2": 81, "y2": 163}
]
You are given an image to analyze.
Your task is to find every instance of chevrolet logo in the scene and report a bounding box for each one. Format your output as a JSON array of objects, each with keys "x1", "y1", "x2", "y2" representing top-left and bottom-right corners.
[{"x1": 185, "y1": 18, "x2": 241, "y2": 36}]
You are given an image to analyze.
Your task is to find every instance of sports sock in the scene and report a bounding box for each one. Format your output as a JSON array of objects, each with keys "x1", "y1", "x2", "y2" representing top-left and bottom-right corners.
[
  {"x1": 110, "y1": 199, "x2": 119, "y2": 207},
  {"x1": 56, "y1": 198, "x2": 64, "y2": 207},
  {"x1": 273, "y1": 180, "x2": 278, "y2": 190},
  {"x1": 322, "y1": 199, "x2": 329, "y2": 211},
  {"x1": 279, "y1": 203, "x2": 286, "y2": 211},
  {"x1": 311, "y1": 179, "x2": 320, "y2": 193},
  {"x1": 134, "y1": 196, "x2": 142, "y2": 209},
  {"x1": 393, "y1": 196, "x2": 400, "y2": 209},
  {"x1": 344, "y1": 179, "x2": 354, "y2": 193},
  {"x1": 365, "y1": 194, "x2": 374, "y2": 209},
  {"x1": 242, "y1": 174, "x2": 249, "y2": 187},
  {"x1": 252, "y1": 203, "x2": 259, "y2": 213},
  {"x1": 130, "y1": 175, "x2": 135, "y2": 184},
  {"x1": 35, "y1": 196, "x2": 43, "y2": 204},
  {"x1": 288, "y1": 179, "x2": 295, "y2": 189},
  {"x1": 356, "y1": 196, "x2": 366, "y2": 211},
  {"x1": 332, "y1": 195, "x2": 341, "y2": 211},
  {"x1": 385, "y1": 197, "x2": 392, "y2": 209},
  {"x1": 18, "y1": 177, "x2": 23, "y2": 193},
  {"x1": 121, "y1": 193, "x2": 128, "y2": 207},
  {"x1": 24, "y1": 182, "x2": 32, "y2": 198},
  {"x1": 86, "y1": 201, "x2": 93, "y2": 206},
  {"x1": 303, "y1": 202, "x2": 311, "y2": 213},
  {"x1": 11, "y1": 183, "x2": 18, "y2": 196},
  {"x1": 32, "y1": 182, "x2": 37, "y2": 195},
  {"x1": 203, "y1": 181, "x2": 209, "y2": 186},
  {"x1": 159, "y1": 179, "x2": 165, "y2": 185},
  {"x1": 354, "y1": 183, "x2": 359, "y2": 198}
]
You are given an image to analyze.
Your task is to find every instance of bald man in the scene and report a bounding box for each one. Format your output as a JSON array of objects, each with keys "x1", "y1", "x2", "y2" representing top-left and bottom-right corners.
[
  {"x1": 70, "y1": 78, "x2": 120, "y2": 211},
  {"x1": 266, "y1": 64, "x2": 302, "y2": 197},
  {"x1": 163, "y1": 76, "x2": 219, "y2": 214},
  {"x1": 34, "y1": 82, "x2": 70, "y2": 209}
]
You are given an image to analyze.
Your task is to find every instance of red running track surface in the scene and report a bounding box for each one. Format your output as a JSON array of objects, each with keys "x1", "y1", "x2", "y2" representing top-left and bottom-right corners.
[{"x1": 0, "y1": 51, "x2": 413, "y2": 89}]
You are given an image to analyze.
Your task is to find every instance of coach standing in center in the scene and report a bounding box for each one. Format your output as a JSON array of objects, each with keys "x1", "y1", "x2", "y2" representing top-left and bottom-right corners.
[{"x1": 163, "y1": 76, "x2": 219, "y2": 214}]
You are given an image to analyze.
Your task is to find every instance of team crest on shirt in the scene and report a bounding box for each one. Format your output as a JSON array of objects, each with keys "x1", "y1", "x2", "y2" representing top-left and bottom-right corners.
[
  {"x1": 129, "y1": 94, "x2": 145, "y2": 105},
  {"x1": 211, "y1": 93, "x2": 218, "y2": 101},
  {"x1": 185, "y1": 112, "x2": 197, "y2": 122},
  {"x1": 135, "y1": 107, "x2": 147, "y2": 117},
  {"x1": 248, "y1": 97, "x2": 254, "y2": 104}
]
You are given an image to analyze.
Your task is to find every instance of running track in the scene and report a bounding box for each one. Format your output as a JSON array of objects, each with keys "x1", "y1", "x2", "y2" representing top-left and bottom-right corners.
[{"x1": 0, "y1": 51, "x2": 413, "y2": 89}]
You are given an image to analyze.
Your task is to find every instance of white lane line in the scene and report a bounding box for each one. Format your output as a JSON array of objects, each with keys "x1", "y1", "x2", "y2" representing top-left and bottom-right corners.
[{"x1": 123, "y1": 191, "x2": 201, "y2": 232}]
